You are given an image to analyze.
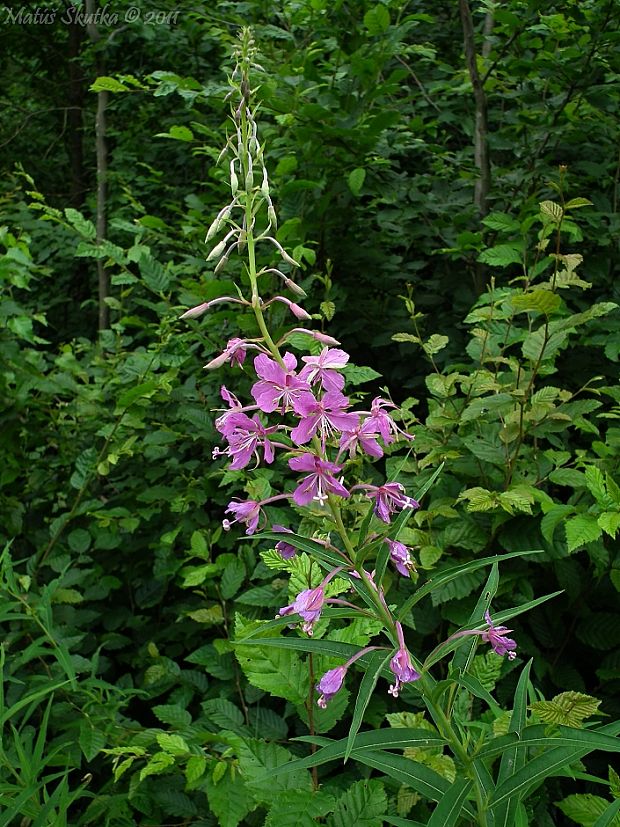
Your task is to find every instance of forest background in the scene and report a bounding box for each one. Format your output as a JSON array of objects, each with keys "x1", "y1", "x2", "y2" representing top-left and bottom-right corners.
[{"x1": 1, "y1": 0, "x2": 620, "y2": 825}]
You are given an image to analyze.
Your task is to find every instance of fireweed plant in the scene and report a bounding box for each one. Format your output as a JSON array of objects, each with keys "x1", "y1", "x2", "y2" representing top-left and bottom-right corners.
[{"x1": 180, "y1": 29, "x2": 620, "y2": 827}]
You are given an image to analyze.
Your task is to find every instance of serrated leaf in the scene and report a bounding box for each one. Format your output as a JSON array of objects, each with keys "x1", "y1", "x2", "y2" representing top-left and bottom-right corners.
[
  {"x1": 139, "y1": 751, "x2": 175, "y2": 780},
  {"x1": 531, "y1": 692, "x2": 601, "y2": 728},
  {"x1": 585, "y1": 466, "x2": 613, "y2": 507},
  {"x1": 364, "y1": 5, "x2": 390, "y2": 35},
  {"x1": 347, "y1": 168, "x2": 366, "y2": 196},
  {"x1": 205, "y1": 765, "x2": 256, "y2": 827},
  {"x1": 461, "y1": 393, "x2": 514, "y2": 422},
  {"x1": 91, "y1": 76, "x2": 128, "y2": 93},
  {"x1": 392, "y1": 333, "x2": 421, "y2": 344},
  {"x1": 156, "y1": 732, "x2": 189, "y2": 755},
  {"x1": 79, "y1": 724, "x2": 106, "y2": 761},
  {"x1": 424, "y1": 334, "x2": 449, "y2": 355},
  {"x1": 64, "y1": 207, "x2": 96, "y2": 239},
  {"x1": 478, "y1": 244, "x2": 523, "y2": 267},
  {"x1": 576, "y1": 614, "x2": 620, "y2": 651},
  {"x1": 556, "y1": 794, "x2": 620, "y2": 827},
  {"x1": 235, "y1": 632, "x2": 309, "y2": 704},
  {"x1": 238, "y1": 739, "x2": 312, "y2": 804},
  {"x1": 458, "y1": 487, "x2": 498, "y2": 512},
  {"x1": 185, "y1": 754, "x2": 207, "y2": 786},
  {"x1": 565, "y1": 514, "x2": 602, "y2": 552},
  {"x1": 328, "y1": 779, "x2": 387, "y2": 827},
  {"x1": 599, "y1": 512, "x2": 620, "y2": 539},
  {"x1": 522, "y1": 328, "x2": 568, "y2": 361},
  {"x1": 265, "y1": 790, "x2": 335, "y2": 827},
  {"x1": 221, "y1": 557, "x2": 245, "y2": 599},
  {"x1": 342, "y1": 364, "x2": 382, "y2": 385},
  {"x1": 540, "y1": 200, "x2": 563, "y2": 222},
  {"x1": 321, "y1": 300, "x2": 336, "y2": 320},
  {"x1": 153, "y1": 704, "x2": 191, "y2": 728},
  {"x1": 482, "y1": 212, "x2": 520, "y2": 232},
  {"x1": 510, "y1": 290, "x2": 561, "y2": 315}
]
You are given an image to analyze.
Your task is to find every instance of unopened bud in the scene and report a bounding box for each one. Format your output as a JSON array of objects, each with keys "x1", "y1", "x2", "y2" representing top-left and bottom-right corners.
[
  {"x1": 267, "y1": 203, "x2": 277, "y2": 230},
  {"x1": 207, "y1": 239, "x2": 227, "y2": 262},
  {"x1": 261, "y1": 168, "x2": 270, "y2": 199},
  {"x1": 230, "y1": 160, "x2": 239, "y2": 195},
  {"x1": 281, "y1": 249, "x2": 300, "y2": 268},
  {"x1": 284, "y1": 278, "x2": 307, "y2": 298},
  {"x1": 213, "y1": 253, "x2": 230, "y2": 274},
  {"x1": 245, "y1": 171, "x2": 254, "y2": 191}
]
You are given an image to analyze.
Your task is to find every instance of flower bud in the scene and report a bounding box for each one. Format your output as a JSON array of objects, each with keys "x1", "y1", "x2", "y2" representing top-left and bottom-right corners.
[
  {"x1": 207, "y1": 239, "x2": 227, "y2": 262},
  {"x1": 261, "y1": 168, "x2": 270, "y2": 199},
  {"x1": 267, "y1": 203, "x2": 277, "y2": 230},
  {"x1": 281, "y1": 249, "x2": 300, "y2": 268},
  {"x1": 230, "y1": 160, "x2": 239, "y2": 195},
  {"x1": 284, "y1": 278, "x2": 307, "y2": 298}
]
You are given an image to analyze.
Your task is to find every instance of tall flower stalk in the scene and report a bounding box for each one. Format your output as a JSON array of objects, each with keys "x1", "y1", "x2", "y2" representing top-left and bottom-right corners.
[{"x1": 182, "y1": 33, "x2": 521, "y2": 822}]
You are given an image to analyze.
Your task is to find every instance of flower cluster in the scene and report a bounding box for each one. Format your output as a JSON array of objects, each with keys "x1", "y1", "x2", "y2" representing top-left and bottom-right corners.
[{"x1": 182, "y1": 28, "x2": 518, "y2": 710}]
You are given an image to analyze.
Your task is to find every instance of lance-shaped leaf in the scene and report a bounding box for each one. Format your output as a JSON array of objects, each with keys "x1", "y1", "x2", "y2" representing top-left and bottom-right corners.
[
  {"x1": 427, "y1": 777, "x2": 473, "y2": 827},
  {"x1": 397, "y1": 549, "x2": 544, "y2": 620}
]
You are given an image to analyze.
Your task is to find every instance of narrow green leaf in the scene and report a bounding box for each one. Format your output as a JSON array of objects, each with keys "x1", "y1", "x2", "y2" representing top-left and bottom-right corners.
[
  {"x1": 344, "y1": 651, "x2": 392, "y2": 762},
  {"x1": 490, "y1": 726, "x2": 620, "y2": 809},
  {"x1": 427, "y1": 777, "x2": 473, "y2": 827},
  {"x1": 253, "y1": 728, "x2": 447, "y2": 780},
  {"x1": 494, "y1": 659, "x2": 533, "y2": 827},
  {"x1": 249, "y1": 532, "x2": 347, "y2": 569},
  {"x1": 397, "y1": 550, "x2": 544, "y2": 619},
  {"x1": 354, "y1": 750, "x2": 476, "y2": 819},
  {"x1": 593, "y1": 798, "x2": 620, "y2": 827}
]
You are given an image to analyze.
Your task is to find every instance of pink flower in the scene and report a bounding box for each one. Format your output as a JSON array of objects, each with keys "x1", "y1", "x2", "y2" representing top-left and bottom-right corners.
[
  {"x1": 389, "y1": 622, "x2": 420, "y2": 697},
  {"x1": 290, "y1": 390, "x2": 358, "y2": 446},
  {"x1": 223, "y1": 499, "x2": 263, "y2": 535},
  {"x1": 316, "y1": 666, "x2": 347, "y2": 708},
  {"x1": 289, "y1": 453, "x2": 350, "y2": 506},
  {"x1": 445, "y1": 608, "x2": 518, "y2": 661},
  {"x1": 204, "y1": 337, "x2": 253, "y2": 370},
  {"x1": 251, "y1": 352, "x2": 309, "y2": 413},
  {"x1": 315, "y1": 645, "x2": 385, "y2": 707},
  {"x1": 482, "y1": 611, "x2": 517, "y2": 660},
  {"x1": 272, "y1": 525, "x2": 297, "y2": 560},
  {"x1": 361, "y1": 482, "x2": 419, "y2": 524},
  {"x1": 214, "y1": 413, "x2": 277, "y2": 470},
  {"x1": 214, "y1": 387, "x2": 259, "y2": 438},
  {"x1": 338, "y1": 419, "x2": 384, "y2": 459},
  {"x1": 386, "y1": 539, "x2": 415, "y2": 578},
  {"x1": 277, "y1": 567, "x2": 344, "y2": 634},
  {"x1": 299, "y1": 347, "x2": 349, "y2": 392},
  {"x1": 364, "y1": 397, "x2": 414, "y2": 444}
]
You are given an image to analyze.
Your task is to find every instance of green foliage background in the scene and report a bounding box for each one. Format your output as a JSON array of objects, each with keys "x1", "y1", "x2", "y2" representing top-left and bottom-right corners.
[{"x1": 1, "y1": 0, "x2": 619, "y2": 824}]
